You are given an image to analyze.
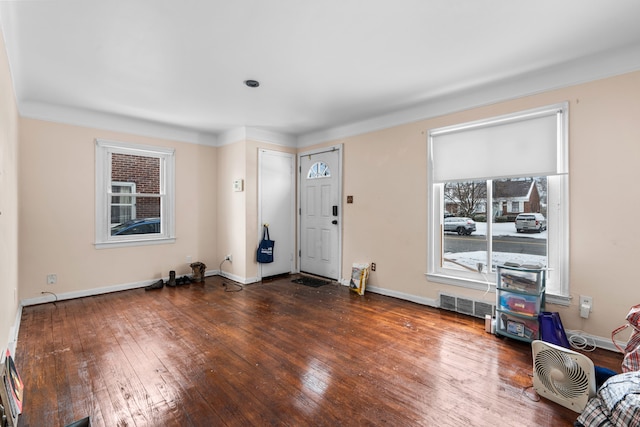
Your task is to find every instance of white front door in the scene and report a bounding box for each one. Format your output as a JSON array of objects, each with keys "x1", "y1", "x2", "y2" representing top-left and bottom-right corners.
[
  {"x1": 299, "y1": 147, "x2": 341, "y2": 280},
  {"x1": 258, "y1": 149, "x2": 295, "y2": 278}
]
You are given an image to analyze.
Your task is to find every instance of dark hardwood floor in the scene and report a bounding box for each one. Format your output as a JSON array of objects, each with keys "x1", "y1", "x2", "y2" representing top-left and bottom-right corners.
[{"x1": 15, "y1": 275, "x2": 622, "y2": 427}]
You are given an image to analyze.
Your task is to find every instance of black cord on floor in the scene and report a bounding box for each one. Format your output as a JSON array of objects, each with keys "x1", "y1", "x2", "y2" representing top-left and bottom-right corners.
[
  {"x1": 41, "y1": 291, "x2": 58, "y2": 306},
  {"x1": 223, "y1": 282, "x2": 243, "y2": 292}
]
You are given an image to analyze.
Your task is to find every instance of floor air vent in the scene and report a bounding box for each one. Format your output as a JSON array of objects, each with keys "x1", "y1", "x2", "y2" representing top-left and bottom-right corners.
[{"x1": 439, "y1": 292, "x2": 495, "y2": 319}]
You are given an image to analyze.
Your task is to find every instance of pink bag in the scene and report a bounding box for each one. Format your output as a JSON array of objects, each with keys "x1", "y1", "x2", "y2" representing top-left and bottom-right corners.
[{"x1": 612, "y1": 304, "x2": 640, "y2": 372}]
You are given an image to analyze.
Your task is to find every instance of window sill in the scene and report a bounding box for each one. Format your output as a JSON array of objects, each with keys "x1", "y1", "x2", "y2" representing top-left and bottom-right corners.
[{"x1": 95, "y1": 237, "x2": 175, "y2": 249}]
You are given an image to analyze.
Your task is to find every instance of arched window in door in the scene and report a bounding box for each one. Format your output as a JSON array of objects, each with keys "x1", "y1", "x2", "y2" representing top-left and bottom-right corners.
[{"x1": 307, "y1": 161, "x2": 331, "y2": 179}]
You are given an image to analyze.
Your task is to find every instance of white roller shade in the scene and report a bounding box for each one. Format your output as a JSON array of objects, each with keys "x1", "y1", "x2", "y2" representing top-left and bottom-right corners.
[{"x1": 430, "y1": 104, "x2": 567, "y2": 183}]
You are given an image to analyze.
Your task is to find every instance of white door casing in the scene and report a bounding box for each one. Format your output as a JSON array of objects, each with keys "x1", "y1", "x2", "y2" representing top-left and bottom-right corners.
[
  {"x1": 258, "y1": 149, "x2": 295, "y2": 278},
  {"x1": 299, "y1": 146, "x2": 342, "y2": 280}
]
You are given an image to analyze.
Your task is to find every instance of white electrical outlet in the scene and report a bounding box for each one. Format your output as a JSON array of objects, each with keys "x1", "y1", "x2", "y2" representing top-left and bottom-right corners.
[
  {"x1": 225, "y1": 254, "x2": 232, "y2": 262},
  {"x1": 47, "y1": 274, "x2": 57, "y2": 285},
  {"x1": 186, "y1": 255, "x2": 192, "y2": 263},
  {"x1": 579, "y1": 295, "x2": 593, "y2": 318}
]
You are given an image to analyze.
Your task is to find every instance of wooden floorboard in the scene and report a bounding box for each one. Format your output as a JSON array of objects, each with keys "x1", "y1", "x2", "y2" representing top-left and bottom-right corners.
[{"x1": 15, "y1": 275, "x2": 622, "y2": 427}]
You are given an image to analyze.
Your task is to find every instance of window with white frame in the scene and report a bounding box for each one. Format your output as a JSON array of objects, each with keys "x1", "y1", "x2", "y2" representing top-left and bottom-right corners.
[
  {"x1": 95, "y1": 139, "x2": 175, "y2": 248},
  {"x1": 111, "y1": 182, "x2": 136, "y2": 225},
  {"x1": 427, "y1": 103, "x2": 569, "y2": 300}
]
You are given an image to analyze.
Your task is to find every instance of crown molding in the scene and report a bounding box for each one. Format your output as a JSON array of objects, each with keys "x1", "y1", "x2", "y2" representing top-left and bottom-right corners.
[
  {"x1": 16, "y1": 43, "x2": 640, "y2": 149},
  {"x1": 296, "y1": 43, "x2": 640, "y2": 147},
  {"x1": 218, "y1": 126, "x2": 296, "y2": 147},
  {"x1": 19, "y1": 101, "x2": 218, "y2": 146}
]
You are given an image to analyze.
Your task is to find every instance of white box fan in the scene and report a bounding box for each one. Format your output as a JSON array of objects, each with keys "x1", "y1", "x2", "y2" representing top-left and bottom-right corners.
[{"x1": 532, "y1": 340, "x2": 596, "y2": 413}]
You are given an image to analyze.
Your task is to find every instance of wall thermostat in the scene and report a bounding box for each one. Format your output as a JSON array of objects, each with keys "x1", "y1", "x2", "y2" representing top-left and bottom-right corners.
[{"x1": 233, "y1": 179, "x2": 244, "y2": 192}]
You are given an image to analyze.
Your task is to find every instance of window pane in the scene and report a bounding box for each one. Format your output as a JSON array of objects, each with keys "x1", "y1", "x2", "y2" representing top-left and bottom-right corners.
[
  {"x1": 442, "y1": 180, "x2": 487, "y2": 272},
  {"x1": 110, "y1": 195, "x2": 160, "y2": 236},
  {"x1": 441, "y1": 178, "x2": 548, "y2": 274},
  {"x1": 110, "y1": 154, "x2": 161, "y2": 232},
  {"x1": 111, "y1": 153, "x2": 160, "y2": 194},
  {"x1": 492, "y1": 177, "x2": 547, "y2": 269},
  {"x1": 110, "y1": 217, "x2": 161, "y2": 236},
  {"x1": 307, "y1": 161, "x2": 331, "y2": 179},
  {"x1": 111, "y1": 205, "x2": 132, "y2": 224},
  {"x1": 135, "y1": 196, "x2": 161, "y2": 219}
]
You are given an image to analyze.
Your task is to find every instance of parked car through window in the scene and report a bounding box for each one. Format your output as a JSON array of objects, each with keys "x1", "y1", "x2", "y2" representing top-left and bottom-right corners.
[
  {"x1": 515, "y1": 213, "x2": 547, "y2": 233},
  {"x1": 443, "y1": 217, "x2": 476, "y2": 235}
]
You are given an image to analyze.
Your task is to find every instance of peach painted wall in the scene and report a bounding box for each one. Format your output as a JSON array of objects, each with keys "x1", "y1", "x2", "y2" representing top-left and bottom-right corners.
[
  {"x1": 216, "y1": 141, "x2": 248, "y2": 280},
  {"x1": 323, "y1": 70, "x2": 640, "y2": 339},
  {"x1": 0, "y1": 27, "x2": 19, "y2": 352},
  {"x1": 18, "y1": 119, "x2": 218, "y2": 299},
  {"x1": 216, "y1": 139, "x2": 297, "y2": 282}
]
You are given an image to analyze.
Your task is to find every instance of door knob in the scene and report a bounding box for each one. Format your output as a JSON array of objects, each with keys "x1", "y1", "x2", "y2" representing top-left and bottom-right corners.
[{"x1": 332, "y1": 220, "x2": 338, "y2": 225}]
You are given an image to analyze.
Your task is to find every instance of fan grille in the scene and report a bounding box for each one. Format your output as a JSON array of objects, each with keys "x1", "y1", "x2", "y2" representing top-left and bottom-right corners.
[{"x1": 534, "y1": 348, "x2": 589, "y2": 399}]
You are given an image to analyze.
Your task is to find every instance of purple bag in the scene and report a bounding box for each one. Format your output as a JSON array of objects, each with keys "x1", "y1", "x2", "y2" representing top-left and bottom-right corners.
[{"x1": 539, "y1": 311, "x2": 570, "y2": 348}]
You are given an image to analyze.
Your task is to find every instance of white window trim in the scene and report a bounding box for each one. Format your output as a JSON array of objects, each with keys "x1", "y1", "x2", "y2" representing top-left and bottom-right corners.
[
  {"x1": 426, "y1": 103, "x2": 569, "y2": 302},
  {"x1": 95, "y1": 139, "x2": 175, "y2": 249}
]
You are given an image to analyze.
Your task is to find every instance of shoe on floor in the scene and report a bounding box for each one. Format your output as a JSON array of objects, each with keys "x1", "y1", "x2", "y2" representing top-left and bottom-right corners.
[
  {"x1": 167, "y1": 270, "x2": 177, "y2": 287},
  {"x1": 145, "y1": 279, "x2": 164, "y2": 291},
  {"x1": 173, "y1": 276, "x2": 190, "y2": 286}
]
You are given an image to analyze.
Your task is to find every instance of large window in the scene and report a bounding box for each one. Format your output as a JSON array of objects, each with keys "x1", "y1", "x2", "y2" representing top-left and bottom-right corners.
[
  {"x1": 95, "y1": 139, "x2": 175, "y2": 248},
  {"x1": 427, "y1": 103, "x2": 569, "y2": 300}
]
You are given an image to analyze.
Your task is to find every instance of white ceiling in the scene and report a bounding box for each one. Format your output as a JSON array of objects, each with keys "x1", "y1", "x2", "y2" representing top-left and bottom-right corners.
[{"x1": 1, "y1": 1, "x2": 640, "y2": 146}]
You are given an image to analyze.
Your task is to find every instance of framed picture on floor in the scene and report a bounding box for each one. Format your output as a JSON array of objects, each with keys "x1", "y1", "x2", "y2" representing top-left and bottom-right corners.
[{"x1": 0, "y1": 349, "x2": 23, "y2": 427}]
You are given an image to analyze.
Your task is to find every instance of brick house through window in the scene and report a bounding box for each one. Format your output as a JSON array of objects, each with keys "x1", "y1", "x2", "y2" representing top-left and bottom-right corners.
[
  {"x1": 111, "y1": 153, "x2": 161, "y2": 224},
  {"x1": 493, "y1": 179, "x2": 543, "y2": 217}
]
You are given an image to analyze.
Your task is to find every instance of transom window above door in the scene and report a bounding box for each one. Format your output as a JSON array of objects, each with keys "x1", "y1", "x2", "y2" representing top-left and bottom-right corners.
[{"x1": 307, "y1": 161, "x2": 331, "y2": 179}]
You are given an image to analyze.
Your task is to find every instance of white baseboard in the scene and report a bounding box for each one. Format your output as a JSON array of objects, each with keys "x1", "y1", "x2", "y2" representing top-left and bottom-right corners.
[
  {"x1": 21, "y1": 269, "x2": 219, "y2": 306},
  {"x1": 344, "y1": 280, "x2": 624, "y2": 354},
  {"x1": 218, "y1": 271, "x2": 260, "y2": 285},
  {"x1": 365, "y1": 285, "x2": 440, "y2": 308},
  {"x1": 338, "y1": 279, "x2": 439, "y2": 308},
  {"x1": 566, "y1": 330, "x2": 624, "y2": 354}
]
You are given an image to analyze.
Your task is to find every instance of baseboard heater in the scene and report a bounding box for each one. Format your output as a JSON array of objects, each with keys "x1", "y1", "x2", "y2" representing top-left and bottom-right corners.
[{"x1": 439, "y1": 292, "x2": 495, "y2": 319}]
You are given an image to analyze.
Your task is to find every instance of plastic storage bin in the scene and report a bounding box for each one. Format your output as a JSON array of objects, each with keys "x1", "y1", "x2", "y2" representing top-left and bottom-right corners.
[
  {"x1": 497, "y1": 311, "x2": 539, "y2": 340},
  {"x1": 498, "y1": 291, "x2": 541, "y2": 316},
  {"x1": 495, "y1": 264, "x2": 545, "y2": 343}
]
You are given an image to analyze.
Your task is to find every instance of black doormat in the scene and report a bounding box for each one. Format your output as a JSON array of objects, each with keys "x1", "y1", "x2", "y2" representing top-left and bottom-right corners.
[{"x1": 292, "y1": 277, "x2": 330, "y2": 288}]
